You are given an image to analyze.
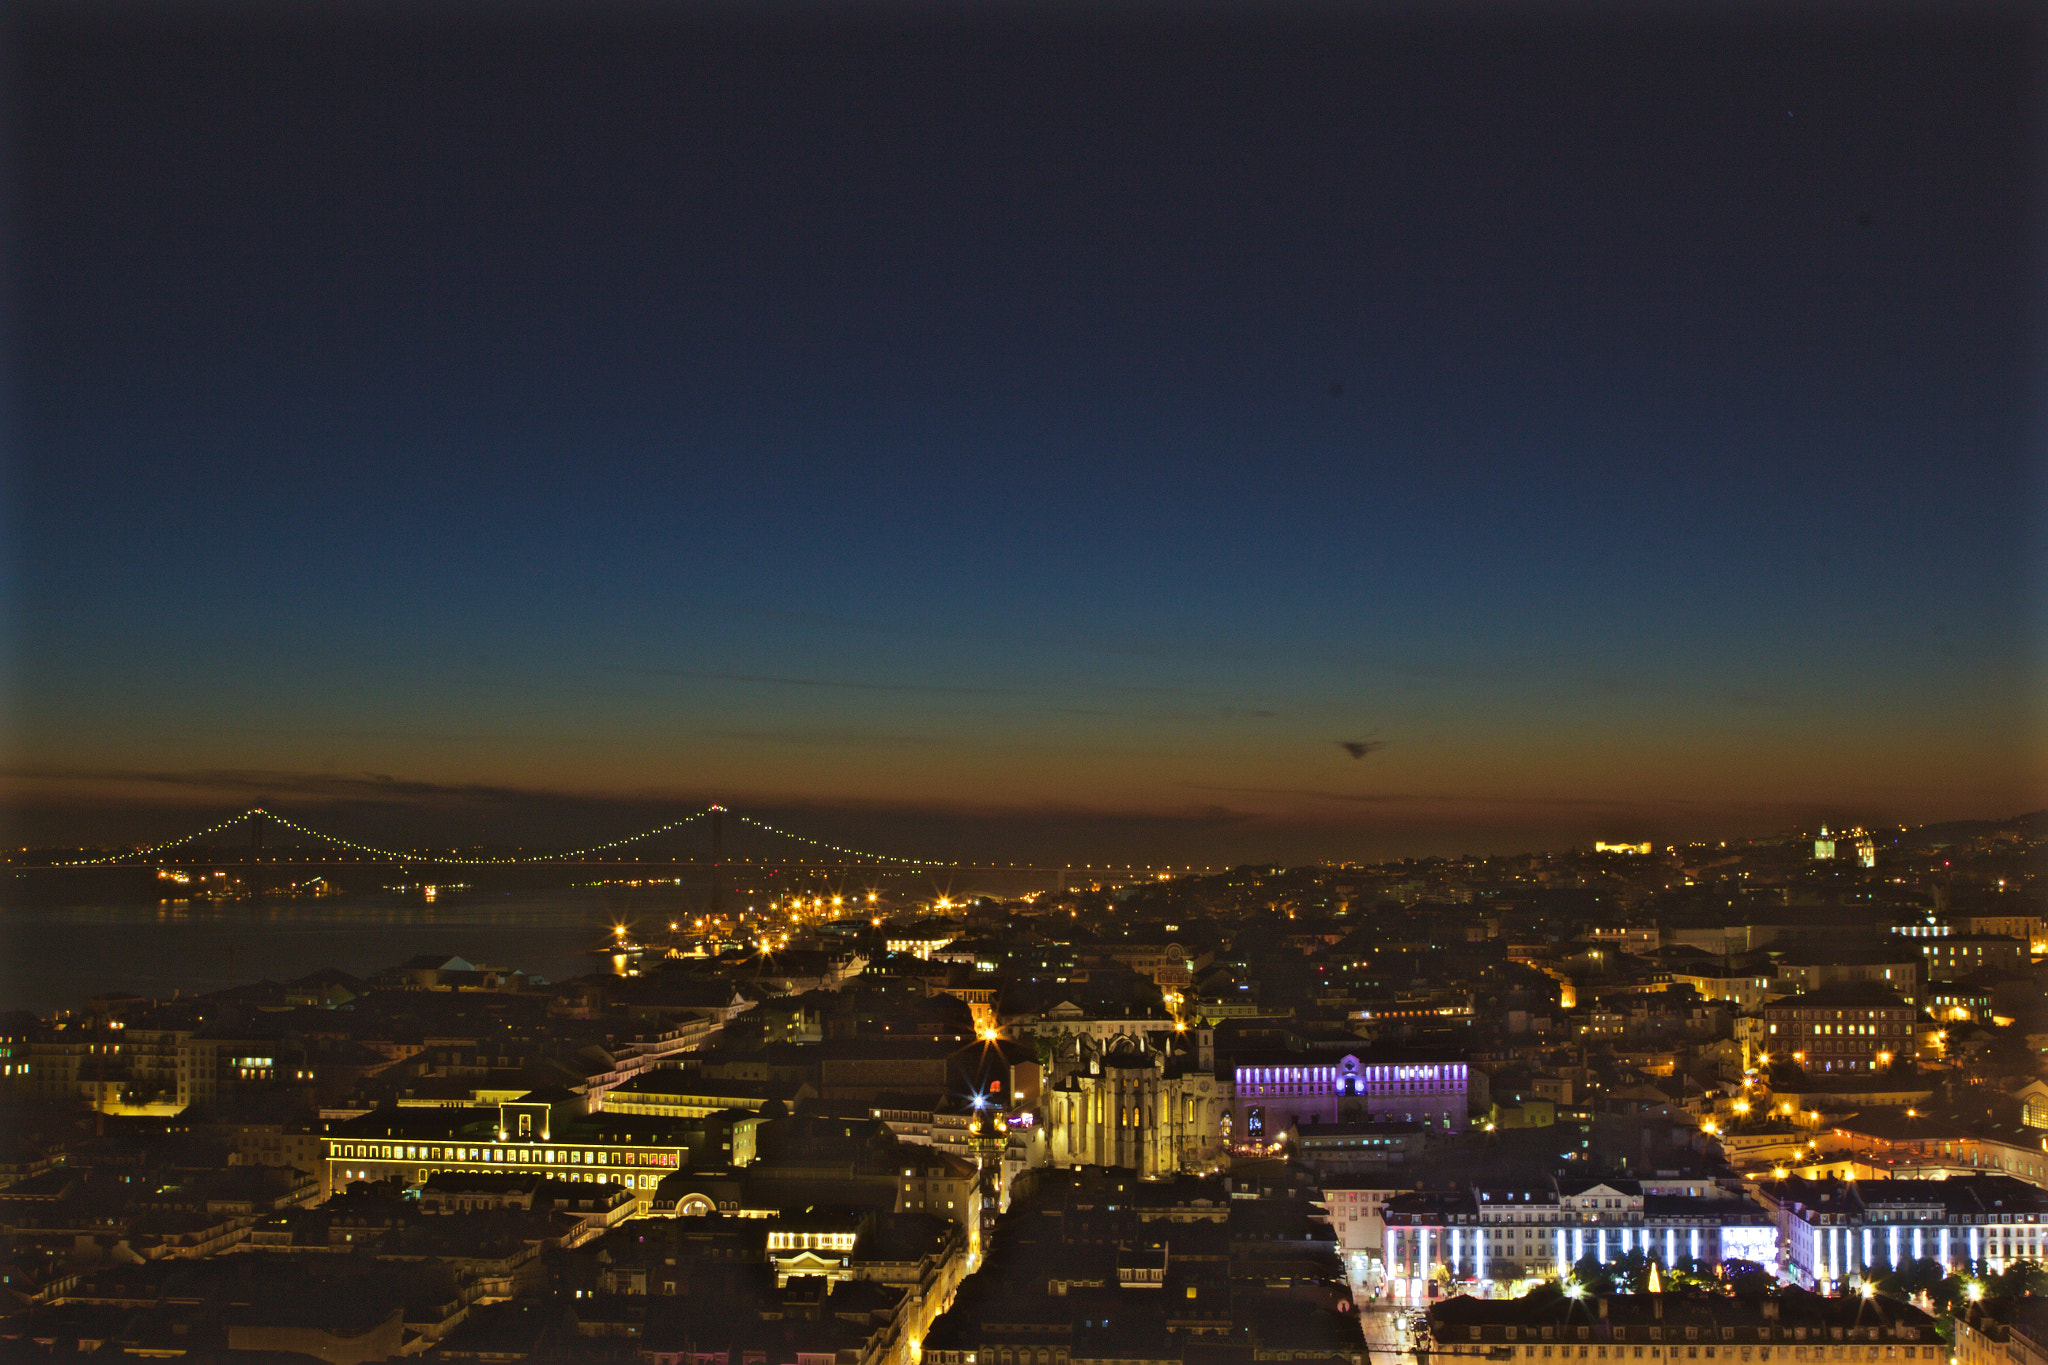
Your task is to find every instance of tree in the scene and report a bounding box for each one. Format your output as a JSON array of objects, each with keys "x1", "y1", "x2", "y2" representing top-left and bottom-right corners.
[
  {"x1": 1725, "y1": 1261, "x2": 1775, "y2": 1297},
  {"x1": 1572, "y1": 1254, "x2": 1615, "y2": 1297},
  {"x1": 1896, "y1": 1256, "x2": 1948, "y2": 1302},
  {"x1": 1589, "y1": 1249, "x2": 1654, "y2": 1296},
  {"x1": 1928, "y1": 1266, "x2": 1985, "y2": 1316},
  {"x1": 1985, "y1": 1258, "x2": 2048, "y2": 1300},
  {"x1": 1662, "y1": 1258, "x2": 1718, "y2": 1293}
]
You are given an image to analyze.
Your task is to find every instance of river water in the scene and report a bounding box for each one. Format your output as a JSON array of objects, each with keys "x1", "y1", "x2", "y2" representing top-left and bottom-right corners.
[
  {"x1": 0, "y1": 887, "x2": 669, "y2": 1014},
  {"x1": 0, "y1": 863, "x2": 1060, "y2": 1014}
]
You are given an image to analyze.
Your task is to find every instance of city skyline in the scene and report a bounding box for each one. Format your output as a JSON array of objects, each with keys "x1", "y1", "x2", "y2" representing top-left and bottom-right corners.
[
  {"x1": 7, "y1": 4, "x2": 2048, "y2": 1354},
  {"x1": 14, "y1": 798, "x2": 2044, "y2": 872}
]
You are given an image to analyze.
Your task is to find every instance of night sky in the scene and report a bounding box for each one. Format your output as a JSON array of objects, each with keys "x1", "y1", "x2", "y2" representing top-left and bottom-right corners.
[{"x1": 8, "y1": 0, "x2": 2044, "y2": 864}]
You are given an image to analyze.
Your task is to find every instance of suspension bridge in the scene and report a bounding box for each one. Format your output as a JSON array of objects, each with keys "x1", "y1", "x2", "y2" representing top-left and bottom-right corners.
[{"x1": 24, "y1": 807, "x2": 1216, "y2": 879}]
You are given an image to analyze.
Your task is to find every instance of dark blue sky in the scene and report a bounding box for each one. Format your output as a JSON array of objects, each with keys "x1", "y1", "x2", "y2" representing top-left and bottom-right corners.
[{"x1": 9, "y1": 0, "x2": 2044, "y2": 861}]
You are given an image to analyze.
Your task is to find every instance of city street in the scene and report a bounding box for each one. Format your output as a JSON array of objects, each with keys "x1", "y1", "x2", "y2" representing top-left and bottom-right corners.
[{"x1": 1360, "y1": 1309, "x2": 1429, "y2": 1365}]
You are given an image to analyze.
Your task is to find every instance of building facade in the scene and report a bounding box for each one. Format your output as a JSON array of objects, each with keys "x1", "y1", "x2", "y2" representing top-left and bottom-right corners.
[
  {"x1": 323, "y1": 1094, "x2": 761, "y2": 1210},
  {"x1": 1043, "y1": 1029, "x2": 1224, "y2": 1177},
  {"x1": 1426, "y1": 1290, "x2": 1944, "y2": 1365},
  {"x1": 1380, "y1": 1179, "x2": 1777, "y2": 1305},
  {"x1": 599, "y1": 1070, "x2": 815, "y2": 1118},
  {"x1": 1919, "y1": 936, "x2": 2028, "y2": 981},
  {"x1": 1955, "y1": 1300, "x2": 2048, "y2": 1365},
  {"x1": 1230, "y1": 1049, "x2": 1471, "y2": 1141},
  {"x1": 1760, "y1": 986, "x2": 1918, "y2": 1073},
  {"x1": 1755, "y1": 1176, "x2": 2048, "y2": 1291}
]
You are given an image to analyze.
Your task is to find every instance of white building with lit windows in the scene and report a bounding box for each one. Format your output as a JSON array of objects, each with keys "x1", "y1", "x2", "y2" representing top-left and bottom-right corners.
[
  {"x1": 1379, "y1": 1178, "x2": 1777, "y2": 1305},
  {"x1": 1754, "y1": 1176, "x2": 2048, "y2": 1292}
]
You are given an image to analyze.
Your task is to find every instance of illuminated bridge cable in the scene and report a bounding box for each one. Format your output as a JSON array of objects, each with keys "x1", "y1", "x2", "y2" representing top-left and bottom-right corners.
[
  {"x1": 730, "y1": 814, "x2": 957, "y2": 867},
  {"x1": 51, "y1": 811, "x2": 259, "y2": 866},
  {"x1": 45, "y1": 805, "x2": 1121, "y2": 871}
]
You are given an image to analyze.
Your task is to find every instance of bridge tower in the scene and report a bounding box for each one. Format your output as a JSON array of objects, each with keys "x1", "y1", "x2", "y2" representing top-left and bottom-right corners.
[
  {"x1": 709, "y1": 805, "x2": 724, "y2": 919},
  {"x1": 249, "y1": 808, "x2": 265, "y2": 899}
]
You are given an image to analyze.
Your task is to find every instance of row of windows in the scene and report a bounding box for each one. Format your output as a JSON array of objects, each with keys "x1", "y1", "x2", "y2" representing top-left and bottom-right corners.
[
  {"x1": 1498, "y1": 1348, "x2": 1924, "y2": 1361},
  {"x1": 767, "y1": 1232, "x2": 856, "y2": 1250},
  {"x1": 331, "y1": 1142, "x2": 678, "y2": 1168},
  {"x1": 1243, "y1": 1082, "x2": 1455, "y2": 1096},
  {"x1": 1799, "y1": 1213, "x2": 2040, "y2": 1226},
  {"x1": 958, "y1": 1349, "x2": 1064, "y2": 1365},
  {"x1": 1505, "y1": 1327, "x2": 1919, "y2": 1345},
  {"x1": 337, "y1": 1165, "x2": 662, "y2": 1189}
]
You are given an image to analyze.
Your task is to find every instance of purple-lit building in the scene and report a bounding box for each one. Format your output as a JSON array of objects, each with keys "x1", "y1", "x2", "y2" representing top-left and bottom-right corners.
[{"x1": 1229, "y1": 1050, "x2": 1471, "y2": 1141}]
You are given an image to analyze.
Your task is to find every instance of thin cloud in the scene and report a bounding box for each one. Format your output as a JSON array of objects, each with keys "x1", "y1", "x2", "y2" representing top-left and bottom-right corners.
[{"x1": 5, "y1": 765, "x2": 579, "y2": 807}]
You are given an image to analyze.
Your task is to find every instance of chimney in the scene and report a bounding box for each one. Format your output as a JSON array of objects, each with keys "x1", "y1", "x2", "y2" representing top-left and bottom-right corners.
[
  {"x1": 1654, "y1": 1300, "x2": 1664, "y2": 1321},
  {"x1": 1599, "y1": 1299, "x2": 1609, "y2": 1320}
]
